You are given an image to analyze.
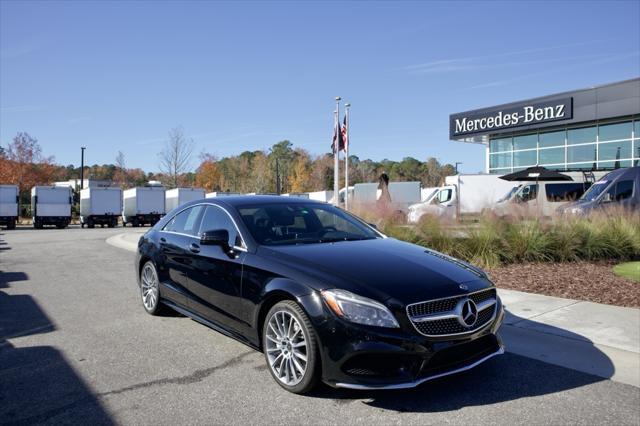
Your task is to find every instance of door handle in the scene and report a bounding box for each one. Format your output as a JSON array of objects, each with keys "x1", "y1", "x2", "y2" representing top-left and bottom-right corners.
[{"x1": 189, "y1": 243, "x2": 200, "y2": 253}]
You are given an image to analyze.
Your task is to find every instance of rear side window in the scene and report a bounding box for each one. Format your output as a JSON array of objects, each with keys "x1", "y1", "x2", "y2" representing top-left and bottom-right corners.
[
  {"x1": 199, "y1": 205, "x2": 243, "y2": 247},
  {"x1": 545, "y1": 183, "x2": 590, "y2": 202},
  {"x1": 614, "y1": 180, "x2": 634, "y2": 200},
  {"x1": 163, "y1": 205, "x2": 204, "y2": 236}
]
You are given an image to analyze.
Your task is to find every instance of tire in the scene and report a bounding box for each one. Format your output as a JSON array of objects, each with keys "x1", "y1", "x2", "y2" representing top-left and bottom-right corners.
[
  {"x1": 108, "y1": 219, "x2": 115, "y2": 228},
  {"x1": 263, "y1": 301, "x2": 320, "y2": 394},
  {"x1": 88, "y1": 218, "x2": 95, "y2": 229},
  {"x1": 139, "y1": 261, "x2": 167, "y2": 316},
  {"x1": 6, "y1": 219, "x2": 16, "y2": 230},
  {"x1": 132, "y1": 218, "x2": 139, "y2": 227}
]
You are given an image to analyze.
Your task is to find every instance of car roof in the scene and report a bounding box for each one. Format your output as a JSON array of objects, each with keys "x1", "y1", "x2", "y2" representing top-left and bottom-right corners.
[{"x1": 188, "y1": 195, "x2": 327, "y2": 208}]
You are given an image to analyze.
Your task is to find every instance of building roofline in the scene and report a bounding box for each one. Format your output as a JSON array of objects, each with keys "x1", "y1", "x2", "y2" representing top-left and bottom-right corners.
[{"x1": 454, "y1": 77, "x2": 640, "y2": 117}]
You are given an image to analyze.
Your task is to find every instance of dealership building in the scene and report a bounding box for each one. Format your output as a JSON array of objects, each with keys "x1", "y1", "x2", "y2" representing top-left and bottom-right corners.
[{"x1": 450, "y1": 78, "x2": 640, "y2": 174}]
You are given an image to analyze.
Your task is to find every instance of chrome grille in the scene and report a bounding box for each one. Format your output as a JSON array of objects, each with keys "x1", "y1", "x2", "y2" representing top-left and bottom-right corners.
[{"x1": 407, "y1": 288, "x2": 497, "y2": 337}]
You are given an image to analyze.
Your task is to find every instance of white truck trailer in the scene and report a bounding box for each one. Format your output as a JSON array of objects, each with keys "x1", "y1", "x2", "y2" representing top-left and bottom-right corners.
[
  {"x1": 0, "y1": 185, "x2": 19, "y2": 230},
  {"x1": 307, "y1": 190, "x2": 334, "y2": 203},
  {"x1": 80, "y1": 187, "x2": 122, "y2": 228},
  {"x1": 31, "y1": 186, "x2": 72, "y2": 229},
  {"x1": 205, "y1": 191, "x2": 240, "y2": 198},
  {"x1": 122, "y1": 186, "x2": 166, "y2": 227},
  {"x1": 350, "y1": 181, "x2": 421, "y2": 211},
  {"x1": 165, "y1": 188, "x2": 206, "y2": 212}
]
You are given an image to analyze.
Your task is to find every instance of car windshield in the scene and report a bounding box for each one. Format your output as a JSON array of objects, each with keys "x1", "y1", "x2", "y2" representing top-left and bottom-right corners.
[
  {"x1": 497, "y1": 186, "x2": 520, "y2": 203},
  {"x1": 237, "y1": 202, "x2": 380, "y2": 246},
  {"x1": 580, "y1": 180, "x2": 610, "y2": 202}
]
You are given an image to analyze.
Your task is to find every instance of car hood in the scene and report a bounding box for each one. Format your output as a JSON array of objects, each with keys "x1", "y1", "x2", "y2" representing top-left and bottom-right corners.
[{"x1": 258, "y1": 238, "x2": 493, "y2": 305}]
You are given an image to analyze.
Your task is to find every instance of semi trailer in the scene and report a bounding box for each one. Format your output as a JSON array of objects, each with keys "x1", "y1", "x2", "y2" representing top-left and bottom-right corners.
[
  {"x1": 31, "y1": 186, "x2": 72, "y2": 229},
  {"x1": 165, "y1": 188, "x2": 205, "y2": 212},
  {"x1": 0, "y1": 185, "x2": 19, "y2": 230},
  {"x1": 80, "y1": 187, "x2": 122, "y2": 228},
  {"x1": 122, "y1": 186, "x2": 165, "y2": 227}
]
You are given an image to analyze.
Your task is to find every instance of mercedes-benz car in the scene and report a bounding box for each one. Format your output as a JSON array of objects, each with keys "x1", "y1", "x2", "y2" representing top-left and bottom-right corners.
[{"x1": 135, "y1": 196, "x2": 504, "y2": 394}]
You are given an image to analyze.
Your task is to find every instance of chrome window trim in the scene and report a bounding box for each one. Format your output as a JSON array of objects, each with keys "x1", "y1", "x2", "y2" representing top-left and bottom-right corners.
[{"x1": 161, "y1": 202, "x2": 248, "y2": 250}]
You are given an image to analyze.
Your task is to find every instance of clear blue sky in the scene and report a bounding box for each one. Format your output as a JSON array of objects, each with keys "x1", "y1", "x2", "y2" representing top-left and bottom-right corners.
[{"x1": 1, "y1": 0, "x2": 639, "y2": 174}]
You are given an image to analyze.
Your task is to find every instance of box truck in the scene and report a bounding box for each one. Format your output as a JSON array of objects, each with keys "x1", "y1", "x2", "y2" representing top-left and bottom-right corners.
[
  {"x1": 165, "y1": 188, "x2": 206, "y2": 212},
  {"x1": 80, "y1": 187, "x2": 122, "y2": 228},
  {"x1": 0, "y1": 185, "x2": 19, "y2": 230},
  {"x1": 407, "y1": 175, "x2": 520, "y2": 222},
  {"x1": 31, "y1": 186, "x2": 72, "y2": 229},
  {"x1": 122, "y1": 186, "x2": 165, "y2": 227}
]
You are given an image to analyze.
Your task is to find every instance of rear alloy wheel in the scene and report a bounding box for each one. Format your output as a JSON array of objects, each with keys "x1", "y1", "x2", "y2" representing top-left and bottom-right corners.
[
  {"x1": 140, "y1": 261, "x2": 166, "y2": 315},
  {"x1": 263, "y1": 301, "x2": 319, "y2": 394}
]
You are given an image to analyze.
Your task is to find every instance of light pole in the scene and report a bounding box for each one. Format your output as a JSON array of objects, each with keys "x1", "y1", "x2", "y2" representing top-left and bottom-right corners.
[
  {"x1": 344, "y1": 103, "x2": 350, "y2": 211},
  {"x1": 80, "y1": 147, "x2": 86, "y2": 189}
]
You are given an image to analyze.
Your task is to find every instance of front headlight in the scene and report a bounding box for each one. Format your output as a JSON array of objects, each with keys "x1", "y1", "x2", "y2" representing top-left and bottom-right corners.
[{"x1": 321, "y1": 289, "x2": 399, "y2": 328}]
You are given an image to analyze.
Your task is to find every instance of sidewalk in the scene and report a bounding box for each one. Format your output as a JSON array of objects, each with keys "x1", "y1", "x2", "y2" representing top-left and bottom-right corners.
[
  {"x1": 498, "y1": 288, "x2": 640, "y2": 387},
  {"x1": 106, "y1": 231, "x2": 640, "y2": 387}
]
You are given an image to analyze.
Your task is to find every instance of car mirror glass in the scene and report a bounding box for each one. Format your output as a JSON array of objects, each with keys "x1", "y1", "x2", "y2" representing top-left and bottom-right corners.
[{"x1": 200, "y1": 229, "x2": 230, "y2": 248}]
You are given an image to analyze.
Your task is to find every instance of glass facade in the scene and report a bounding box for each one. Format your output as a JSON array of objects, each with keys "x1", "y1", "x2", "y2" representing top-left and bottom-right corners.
[{"x1": 488, "y1": 117, "x2": 640, "y2": 174}]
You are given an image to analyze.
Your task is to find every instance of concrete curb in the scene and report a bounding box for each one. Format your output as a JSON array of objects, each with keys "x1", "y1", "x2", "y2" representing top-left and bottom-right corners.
[{"x1": 105, "y1": 231, "x2": 143, "y2": 253}]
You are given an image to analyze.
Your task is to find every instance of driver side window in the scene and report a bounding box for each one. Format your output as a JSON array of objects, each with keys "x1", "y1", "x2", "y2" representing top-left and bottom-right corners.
[
  {"x1": 199, "y1": 205, "x2": 244, "y2": 248},
  {"x1": 438, "y1": 189, "x2": 452, "y2": 203}
]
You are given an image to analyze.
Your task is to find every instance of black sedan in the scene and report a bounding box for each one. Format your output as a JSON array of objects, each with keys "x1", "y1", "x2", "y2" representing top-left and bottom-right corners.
[{"x1": 135, "y1": 196, "x2": 504, "y2": 394}]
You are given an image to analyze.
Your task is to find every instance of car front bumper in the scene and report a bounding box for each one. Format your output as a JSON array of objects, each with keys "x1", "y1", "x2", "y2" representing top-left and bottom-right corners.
[{"x1": 300, "y1": 294, "x2": 506, "y2": 390}]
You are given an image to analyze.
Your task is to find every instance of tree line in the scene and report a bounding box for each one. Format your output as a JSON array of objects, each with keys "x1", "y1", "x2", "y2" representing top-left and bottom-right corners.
[{"x1": 1, "y1": 128, "x2": 457, "y2": 198}]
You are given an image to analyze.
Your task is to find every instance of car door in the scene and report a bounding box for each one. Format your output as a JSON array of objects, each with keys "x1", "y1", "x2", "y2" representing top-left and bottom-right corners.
[
  {"x1": 186, "y1": 204, "x2": 248, "y2": 333},
  {"x1": 158, "y1": 205, "x2": 205, "y2": 306}
]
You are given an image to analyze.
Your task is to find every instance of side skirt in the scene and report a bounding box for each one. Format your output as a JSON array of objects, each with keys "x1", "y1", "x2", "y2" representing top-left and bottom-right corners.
[{"x1": 161, "y1": 299, "x2": 260, "y2": 352}]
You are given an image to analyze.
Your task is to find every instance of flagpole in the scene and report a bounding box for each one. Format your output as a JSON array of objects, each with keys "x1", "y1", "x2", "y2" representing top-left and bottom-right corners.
[
  {"x1": 344, "y1": 103, "x2": 350, "y2": 211},
  {"x1": 334, "y1": 96, "x2": 341, "y2": 206}
]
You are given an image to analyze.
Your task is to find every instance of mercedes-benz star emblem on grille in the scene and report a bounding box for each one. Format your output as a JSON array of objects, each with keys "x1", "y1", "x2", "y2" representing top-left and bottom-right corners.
[{"x1": 457, "y1": 298, "x2": 478, "y2": 327}]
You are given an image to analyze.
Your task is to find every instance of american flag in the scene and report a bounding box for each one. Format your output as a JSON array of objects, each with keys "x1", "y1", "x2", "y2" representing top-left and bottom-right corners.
[{"x1": 341, "y1": 115, "x2": 348, "y2": 152}]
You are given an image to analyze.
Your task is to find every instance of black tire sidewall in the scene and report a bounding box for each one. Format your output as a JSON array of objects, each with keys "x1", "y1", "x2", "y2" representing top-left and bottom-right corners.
[{"x1": 263, "y1": 301, "x2": 319, "y2": 394}]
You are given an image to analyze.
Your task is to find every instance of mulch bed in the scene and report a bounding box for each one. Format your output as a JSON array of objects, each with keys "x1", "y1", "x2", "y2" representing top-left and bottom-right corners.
[{"x1": 487, "y1": 261, "x2": 639, "y2": 308}]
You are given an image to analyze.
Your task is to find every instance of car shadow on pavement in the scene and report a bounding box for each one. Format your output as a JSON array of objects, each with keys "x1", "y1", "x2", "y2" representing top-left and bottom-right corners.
[
  {"x1": 309, "y1": 313, "x2": 615, "y2": 413},
  {"x1": 0, "y1": 267, "x2": 114, "y2": 424}
]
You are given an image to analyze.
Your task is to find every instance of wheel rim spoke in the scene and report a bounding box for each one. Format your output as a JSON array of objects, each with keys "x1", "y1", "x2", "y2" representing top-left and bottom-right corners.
[
  {"x1": 265, "y1": 309, "x2": 308, "y2": 387},
  {"x1": 141, "y1": 265, "x2": 158, "y2": 310}
]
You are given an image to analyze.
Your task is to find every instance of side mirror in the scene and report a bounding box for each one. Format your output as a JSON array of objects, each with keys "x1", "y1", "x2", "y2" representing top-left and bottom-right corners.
[
  {"x1": 368, "y1": 223, "x2": 378, "y2": 230},
  {"x1": 602, "y1": 193, "x2": 613, "y2": 203},
  {"x1": 200, "y1": 229, "x2": 229, "y2": 247}
]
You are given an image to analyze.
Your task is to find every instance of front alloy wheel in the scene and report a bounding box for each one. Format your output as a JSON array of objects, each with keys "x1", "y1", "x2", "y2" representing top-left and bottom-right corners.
[
  {"x1": 263, "y1": 301, "x2": 319, "y2": 394},
  {"x1": 140, "y1": 261, "x2": 165, "y2": 315}
]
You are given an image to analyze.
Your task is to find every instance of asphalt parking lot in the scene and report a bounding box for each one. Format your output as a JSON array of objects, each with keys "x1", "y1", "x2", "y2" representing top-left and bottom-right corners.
[{"x1": 1, "y1": 227, "x2": 639, "y2": 425}]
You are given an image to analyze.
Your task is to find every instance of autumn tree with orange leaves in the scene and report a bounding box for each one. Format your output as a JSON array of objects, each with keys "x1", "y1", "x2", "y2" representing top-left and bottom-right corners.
[{"x1": 0, "y1": 133, "x2": 57, "y2": 194}]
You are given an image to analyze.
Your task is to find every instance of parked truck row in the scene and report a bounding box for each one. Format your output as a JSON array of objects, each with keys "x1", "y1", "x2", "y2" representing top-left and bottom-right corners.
[{"x1": 1, "y1": 167, "x2": 637, "y2": 230}]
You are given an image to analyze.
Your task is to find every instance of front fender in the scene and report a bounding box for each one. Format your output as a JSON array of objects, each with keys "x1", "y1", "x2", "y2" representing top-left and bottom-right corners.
[{"x1": 252, "y1": 278, "x2": 316, "y2": 328}]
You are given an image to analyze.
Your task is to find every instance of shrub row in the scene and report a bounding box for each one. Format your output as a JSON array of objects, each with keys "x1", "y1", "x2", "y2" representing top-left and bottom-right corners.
[{"x1": 376, "y1": 211, "x2": 640, "y2": 269}]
